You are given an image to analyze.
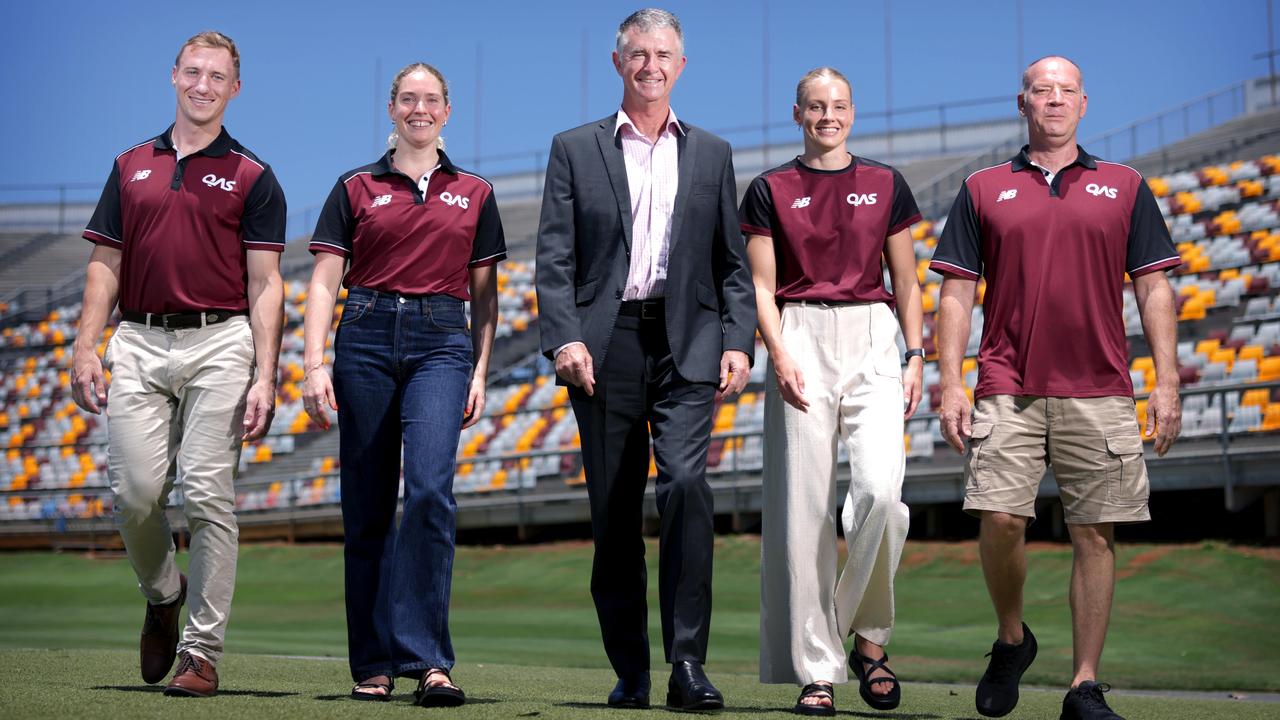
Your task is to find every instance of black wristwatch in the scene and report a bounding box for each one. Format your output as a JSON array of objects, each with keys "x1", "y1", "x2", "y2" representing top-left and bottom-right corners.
[{"x1": 904, "y1": 348, "x2": 926, "y2": 362}]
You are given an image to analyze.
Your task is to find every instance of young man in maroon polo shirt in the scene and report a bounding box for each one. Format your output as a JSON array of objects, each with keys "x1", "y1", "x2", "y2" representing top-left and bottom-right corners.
[
  {"x1": 931, "y1": 57, "x2": 1181, "y2": 720},
  {"x1": 71, "y1": 31, "x2": 286, "y2": 698}
]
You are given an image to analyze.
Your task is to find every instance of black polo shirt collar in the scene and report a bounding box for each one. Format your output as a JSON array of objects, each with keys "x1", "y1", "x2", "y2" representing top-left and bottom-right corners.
[
  {"x1": 152, "y1": 124, "x2": 234, "y2": 157},
  {"x1": 372, "y1": 148, "x2": 460, "y2": 177},
  {"x1": 371, "y1": 148, "x2": 460, "y2": 203},
  {"x1": 1010, "y1": 144, "x2": 1097, "y2": 196},
  {"x1": 1010, "y1": 144, "x2": 1097, "y2": 173}
]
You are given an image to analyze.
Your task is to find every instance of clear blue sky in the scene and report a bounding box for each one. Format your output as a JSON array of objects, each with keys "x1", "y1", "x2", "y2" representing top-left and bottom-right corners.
[{"x1": 0, "y1": 0, "x2": 1271, "y2": 222}]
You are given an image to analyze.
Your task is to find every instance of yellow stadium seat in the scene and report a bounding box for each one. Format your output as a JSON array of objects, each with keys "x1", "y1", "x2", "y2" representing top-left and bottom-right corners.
[
  {"x1": 1259, "y1": 358, "x2": 1280, "y2": 382},
  {"x1": 1241, "y1": 389, "x2": 1270, "y2": 408},
  {"x1": 1195, "y1": 339, "x2": 1220, "y2": 356},
  {"x1": 1179, "y1": 297, "x2": 1206, "y2": 321},
  {"x1": 1239, "y1": 345, "x2": 1265, "y2": 363},
  {"x1": 1262, "y1": 404, "x2": 1280, "y2": 432},
  {"x1": 1209, "y1": 348, "x2": 1235, "y2": 369}
]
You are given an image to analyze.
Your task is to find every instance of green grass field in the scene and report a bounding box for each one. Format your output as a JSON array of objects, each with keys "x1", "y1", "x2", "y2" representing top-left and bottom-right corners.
[{"x1": 0, "y1": 537, "x2": 1276, "y2": 719}]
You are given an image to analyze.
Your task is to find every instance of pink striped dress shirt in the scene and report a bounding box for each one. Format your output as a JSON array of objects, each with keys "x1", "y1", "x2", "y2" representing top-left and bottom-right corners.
[{"x1": 616, "y1": 108, "x2": 683, "y2": 300}]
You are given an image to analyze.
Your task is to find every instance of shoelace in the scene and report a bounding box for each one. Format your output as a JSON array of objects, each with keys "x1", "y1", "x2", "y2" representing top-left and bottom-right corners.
[
  {"x1": 983, "y1": 644, "x2": 1024, "y2": 684},
  {"x1": 173, "y1": 653, "x2": 202, "y2": 678},
  {"x1": 1076, "y1": 682, "x2": 1114, "y2": 709}
]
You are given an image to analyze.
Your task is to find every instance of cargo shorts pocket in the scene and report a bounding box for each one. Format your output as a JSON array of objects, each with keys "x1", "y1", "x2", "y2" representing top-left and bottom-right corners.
[
  {"x1": 964, "y1": 422, "x2": 995, "y2": 492},
  {"x1": 1104, "y1": 429, "x2": 1148, "y2": 506}
]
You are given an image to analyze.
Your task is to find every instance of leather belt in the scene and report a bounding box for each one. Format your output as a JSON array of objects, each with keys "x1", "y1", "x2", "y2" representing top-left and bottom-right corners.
[
  {"x1": 618, "y1": 299, "x2": 665, "y2": 321},
  {"x1": 121, "y1": 310, "x2": 247, "y2": 330}
]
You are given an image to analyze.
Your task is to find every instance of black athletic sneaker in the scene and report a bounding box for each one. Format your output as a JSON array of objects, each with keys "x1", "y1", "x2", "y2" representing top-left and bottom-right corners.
[
  {"x1": 1060, "y1": 681, "x2": 1124, "y2": 719},
  {"x1": 975, "y1": 622, "x2": 1038, "y2": 717}
]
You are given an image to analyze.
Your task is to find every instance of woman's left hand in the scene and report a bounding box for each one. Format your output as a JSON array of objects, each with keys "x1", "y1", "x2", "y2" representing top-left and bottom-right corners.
[
  {"x1": 462, "y1": 373, "x2": 486, "y2": 429},
  {"x1": 902, "y1": 356, "x2": 924, "y2": 419}
]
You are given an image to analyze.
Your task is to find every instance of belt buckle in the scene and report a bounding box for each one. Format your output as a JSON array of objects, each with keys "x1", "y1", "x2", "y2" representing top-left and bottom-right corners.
[{"x1": 641, "y1": 302, "x2": 661, "y2": 321}]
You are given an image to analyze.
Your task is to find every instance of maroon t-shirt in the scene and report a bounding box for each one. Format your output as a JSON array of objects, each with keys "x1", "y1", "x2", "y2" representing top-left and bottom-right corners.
[
  {"x1": 84, "y1": 125, "x2": 287, "y2": 313},
  {"x1": 310, "y1": 150, "x2": 506, "y2": 299},
  {"x1": 739, "y1": 155, "x2": 921, "y2": 304},
  {"x1": 930, "y1": 146, "x2": 1181, "y2": 399}
]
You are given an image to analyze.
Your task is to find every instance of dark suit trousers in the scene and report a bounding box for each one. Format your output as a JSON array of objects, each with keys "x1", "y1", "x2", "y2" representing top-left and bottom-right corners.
[{"x1": 568, "y1": 309, "x2": 717, "y2": 680}]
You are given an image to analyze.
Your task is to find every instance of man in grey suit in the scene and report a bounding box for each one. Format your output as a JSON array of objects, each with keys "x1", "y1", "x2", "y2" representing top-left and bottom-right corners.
[{"x1": 535, "y1": 7, "x2": 756, "y2": 711}]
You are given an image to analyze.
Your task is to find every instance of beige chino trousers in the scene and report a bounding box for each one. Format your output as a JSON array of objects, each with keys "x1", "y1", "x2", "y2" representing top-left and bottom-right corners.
[
  {"x1": 759, "y1": 302, "x2": 910, "y2": 685},
  {"x1": 104, "y1": 317, "x2": 255, "y2": 666}
]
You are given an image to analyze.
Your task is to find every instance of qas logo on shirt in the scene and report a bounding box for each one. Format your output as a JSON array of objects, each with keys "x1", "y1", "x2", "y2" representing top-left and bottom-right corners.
[
  {"x1": 846, "y1": 193, "x2": 878, "y2": 206},
  {"x1": 202, "y1": 174, "x2": 236, "y2": 192},
  {"x1": 1086, "y1": 183, "x2": 1118, "y2": 199},
  {"x1": 370, "y1": 194, "x2": 392, "y2": 208},
  {"x1": 130, "y1": 169, "x2": 152, "y2": 183},
  {"x1": 439, "y1": 191, "x2": 470, "y2": 209}
]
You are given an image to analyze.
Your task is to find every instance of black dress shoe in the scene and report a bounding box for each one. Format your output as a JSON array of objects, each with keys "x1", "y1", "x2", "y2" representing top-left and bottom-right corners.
[
  {"x1": 666, "y1": 661, "x2": 724, "y2": 711},
  {"x1": 607, "y1": 674, "x2": 650, "y2": 708}
]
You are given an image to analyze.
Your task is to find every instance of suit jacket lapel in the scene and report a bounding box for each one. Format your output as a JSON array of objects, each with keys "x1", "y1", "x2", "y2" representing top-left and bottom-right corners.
[
  {"x1": 667, "y1": 124, "x2": 697, "y2": 255},
  {"x1": 595, "y1": 119, "x2": 634, "y2": 252}
]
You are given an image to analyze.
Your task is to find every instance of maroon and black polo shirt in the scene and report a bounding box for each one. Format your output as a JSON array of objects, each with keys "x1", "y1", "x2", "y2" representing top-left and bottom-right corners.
[
  {"x1": 739, "y1": 155, "x2": 921, "y2": 304},
  {"x1": 84, "y1": 125, "x2": 287, "y2": 314},
  {"x1": 930, "y1": 145, "x2": 1181, "y2": 399},
  {"x1": 310, "y1": 150, "x2": 506, "y2": 300}
]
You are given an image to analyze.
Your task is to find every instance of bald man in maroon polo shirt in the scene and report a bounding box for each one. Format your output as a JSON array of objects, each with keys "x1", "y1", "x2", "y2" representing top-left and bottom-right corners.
[
  {"x1": 931, "y1": 57, "x2": 1181, "y2": 720},
  {"x1": 72, "y1": 31, "x2": 285, "y2": 698}
]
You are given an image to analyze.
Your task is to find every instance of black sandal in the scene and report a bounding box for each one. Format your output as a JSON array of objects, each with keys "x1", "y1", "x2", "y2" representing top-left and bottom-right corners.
[
  {"x1": 350, "y1": 677, "x2": 394, "y2": 702},
  {"x1": 415, "y1": 668, "x2": 466, "y2": 707},
  {"x1": 794, "y1": 682, "x2": 835, "y2": 716},
  {"x1": 850, "y1": 647, "x2": 901, "y2": 710}
]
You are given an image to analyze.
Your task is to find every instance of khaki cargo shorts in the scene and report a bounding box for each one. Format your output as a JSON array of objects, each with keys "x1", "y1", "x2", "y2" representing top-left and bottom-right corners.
[{"x1": 962, "y1": 395, "x2": 1151, "y2": 524}]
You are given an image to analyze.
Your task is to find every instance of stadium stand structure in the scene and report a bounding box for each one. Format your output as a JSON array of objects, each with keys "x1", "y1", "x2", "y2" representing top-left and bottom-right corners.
[{"x1": 2, "y1": 112, "x2": 1279, "y2": 549}]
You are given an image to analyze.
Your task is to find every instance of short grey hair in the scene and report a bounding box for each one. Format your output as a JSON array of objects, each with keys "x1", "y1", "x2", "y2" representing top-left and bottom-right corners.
[
  {"x1": 616, "y1": 8, "x2": 684, "y2": 55},
  {"x1": 1021, "y1": 55, "x2": 1085, "y2": 93}
]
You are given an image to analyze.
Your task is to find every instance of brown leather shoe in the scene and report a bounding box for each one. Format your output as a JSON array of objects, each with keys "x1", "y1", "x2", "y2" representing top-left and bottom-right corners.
[
  {"x1": 164, "y1": 651, "x2": 219, "y2": 697},
  {"x1": 140, "y1": 573, "x2": 186, "y2": 684}
]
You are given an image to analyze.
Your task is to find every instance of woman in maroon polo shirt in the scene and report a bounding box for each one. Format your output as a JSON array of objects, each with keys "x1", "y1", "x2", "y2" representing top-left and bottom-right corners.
[
  {"x1": 740, "y1": 67, "x2": 924, "y2": 715},
  {"x1": 301, "y1": 62, "x2": 505, "y2": 707}
]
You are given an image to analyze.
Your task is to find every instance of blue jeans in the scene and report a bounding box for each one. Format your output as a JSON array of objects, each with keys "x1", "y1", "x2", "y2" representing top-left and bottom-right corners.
[{"x1": 333, "y1": 286, "x2": 472, "y2": 682}]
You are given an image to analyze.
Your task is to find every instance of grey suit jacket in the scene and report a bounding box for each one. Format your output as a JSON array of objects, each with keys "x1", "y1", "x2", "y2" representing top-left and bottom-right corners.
[{"x1": 534, "y1": 114, "x2": 756, "y2": 385}]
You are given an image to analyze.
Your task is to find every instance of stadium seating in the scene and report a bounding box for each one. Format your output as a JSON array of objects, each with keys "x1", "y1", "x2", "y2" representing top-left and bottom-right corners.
[{"x1": 3, "y1": 153, "x2": 1280, "y2": 525}]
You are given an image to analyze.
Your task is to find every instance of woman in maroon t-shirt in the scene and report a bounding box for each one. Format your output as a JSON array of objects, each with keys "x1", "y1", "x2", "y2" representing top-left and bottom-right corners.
[{"x1": 741, "y1": 67, "x2": 924, "y2": 715}]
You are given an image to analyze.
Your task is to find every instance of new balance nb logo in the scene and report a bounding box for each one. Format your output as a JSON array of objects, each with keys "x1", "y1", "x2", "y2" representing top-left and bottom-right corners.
[
  {"x1": 370, "y1": 194, "x2": 392, "y2": 208},
  {"x1": 201, "y1": 174, "x2": 236, "y2": 192},
  {"x1": 130, "y1": 169, "x2": 152, "y2": 182},
  {"x1": 791, "y1": 196, "x2": 811, "y2": 209},
  {"x1": 439, "y1": 191, "x2": 470, "y2": 209},
  {"x1": 997, "y1": 189, "x2": 1017, "y2": 202},
  {"x1": 1085, "y1": 183, "x2": 1118, "y2": 199}
]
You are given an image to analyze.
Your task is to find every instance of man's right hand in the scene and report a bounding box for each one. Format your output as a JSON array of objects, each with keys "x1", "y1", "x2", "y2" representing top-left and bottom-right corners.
[
  {"x1": 71, "y1": 344, "x2": 108, "y2": 414},
  {"x1": 939, "y1": 384, "x2": 972, "y2": 454},
  {"x1": 555, "y1": 343, "x2": 595, "y2": 396}
]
